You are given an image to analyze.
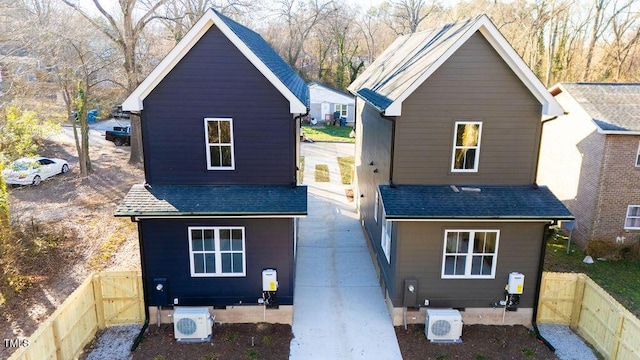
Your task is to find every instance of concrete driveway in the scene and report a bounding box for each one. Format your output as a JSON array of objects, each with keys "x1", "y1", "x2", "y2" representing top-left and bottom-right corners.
[{"x1": 289, "y1": 142, "x2": 402, "y2": 359}]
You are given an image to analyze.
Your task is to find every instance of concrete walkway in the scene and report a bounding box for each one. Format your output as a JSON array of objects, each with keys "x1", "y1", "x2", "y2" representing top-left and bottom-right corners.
[{"x1": 289, "y1": 142, "x2": 402, "y2": 360}]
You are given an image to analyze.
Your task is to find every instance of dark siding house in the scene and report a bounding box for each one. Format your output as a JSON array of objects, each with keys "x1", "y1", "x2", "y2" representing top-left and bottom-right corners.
[
  {"x1": 348, "y1": 15, "x2": 572, "y2": 326},
  {"x1": 116, "y1": 9, "x2": 308, "y2": 323}
]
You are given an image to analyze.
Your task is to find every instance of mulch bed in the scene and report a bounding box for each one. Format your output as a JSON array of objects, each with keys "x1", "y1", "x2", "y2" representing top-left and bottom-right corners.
[
  {"x1": 396, "y1": 324, "x2": 558, "y2": 360},
  {"x1": 132, "y1": 323, "x2": 292, "y2": 360}
]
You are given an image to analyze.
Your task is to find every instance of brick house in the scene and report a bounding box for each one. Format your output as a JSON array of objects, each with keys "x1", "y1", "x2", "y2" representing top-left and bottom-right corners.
[{"x1": 538, "y1": 83, "x2": 640, "y2": 248}]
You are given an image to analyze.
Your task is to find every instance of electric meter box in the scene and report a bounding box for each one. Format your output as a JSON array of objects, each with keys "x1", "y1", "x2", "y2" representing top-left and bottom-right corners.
[
  {"x1": 262, "y1": 269, "x2": 278, "y2": 291},
  {"x1": 508, "y1": 272, "x2": 524, "y2": 294}
]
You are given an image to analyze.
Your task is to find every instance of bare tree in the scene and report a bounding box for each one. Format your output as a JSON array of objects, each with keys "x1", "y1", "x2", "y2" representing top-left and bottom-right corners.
[
  {"x1": 382, "y1": 0, "x2": 441, "y2": 35},
  {"x1": 606, "y1": 0, "x2": 640, "y2": 80},
  {"x1": 61, "y1": 0, "x2": 169, "y2": 167}
]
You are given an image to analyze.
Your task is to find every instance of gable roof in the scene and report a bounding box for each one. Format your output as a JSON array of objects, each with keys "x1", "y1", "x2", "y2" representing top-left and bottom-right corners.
[
  {"x1": 308, "y1": 81, "x2": 354, "y2": 104},
  {"x1": 122, "y1": 9, "x2": 308, "y2": 114},
  {"x1": 551, "y1": 83, "x2": 640, "y2": 134},
  {"x1": 115, "y1": 184, "x2": 307, "y2": 218},
  {"x1": 348, "y1": 15, "x2": 562, "y2": 117},
  {"x1": 379, "y1": 185, "x2": 573, "y2": 220}
]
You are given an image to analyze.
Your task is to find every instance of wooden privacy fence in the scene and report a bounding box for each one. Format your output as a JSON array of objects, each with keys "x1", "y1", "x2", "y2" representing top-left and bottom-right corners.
[
  {"x1": 8, "y1": 271, "x2": 144, "y2": 360},
  {"x1": 538, "y1": 272, "x2": 640, "y2": 360}
]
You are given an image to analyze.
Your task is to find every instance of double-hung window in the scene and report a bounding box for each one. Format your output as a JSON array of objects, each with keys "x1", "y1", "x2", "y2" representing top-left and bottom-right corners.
[
  {"x1": 625, "y1": 206, "x2": 640, "y2": 230},
  {"x1": 635, "y1": 142, "x2": 640, "y2": 167},
  {"x1": 451, "y1": 121, "x2": 482, "y2": 172},
  {"x1": 335, "y1": 104, "x2": 348, "y2": 118},
  {"x1": 205, "y1": 118, "x2": 234, "y2": 170},
  {"x1": 189, "y1": 227, "x2": 246, "y2": 277},
  {"x1": 442, "y1": 230, "x2": 499, "y2": 278}
]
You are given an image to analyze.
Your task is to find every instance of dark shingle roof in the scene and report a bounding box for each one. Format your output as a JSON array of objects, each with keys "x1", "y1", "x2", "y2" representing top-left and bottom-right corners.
[
  {"x1": 379, "y1": 185, "x2": 573, "y2": 220},
  {"x1": 115, "y1": 184, "x2": 307, "y2": 217},
  {"x1": 561, "y1": 83, "x2": 640, "y2": 132},
  {"x1": 214, "y1": 10, "x2": 309, "y2": 106}
]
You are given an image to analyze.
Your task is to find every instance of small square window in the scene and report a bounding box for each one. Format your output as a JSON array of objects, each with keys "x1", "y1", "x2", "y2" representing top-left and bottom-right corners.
[
  {"x1": 189, "y1": 227, "x2": 246, "y2": 277},
  {"x1": 625, "y1": 206, "x2": 640, "y2": 230},
  {"x1": 335, "y1": 104, "x2": 348, "y2": 118}
]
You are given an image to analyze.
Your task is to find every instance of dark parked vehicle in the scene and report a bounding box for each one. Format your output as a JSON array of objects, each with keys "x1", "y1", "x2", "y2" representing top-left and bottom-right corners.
[
  {"x1": 111, "y1": 105, "x2": 131, "y2": 119},
  {"x1": 105, "y1": 126, "x2": 131, "y2": 146}
]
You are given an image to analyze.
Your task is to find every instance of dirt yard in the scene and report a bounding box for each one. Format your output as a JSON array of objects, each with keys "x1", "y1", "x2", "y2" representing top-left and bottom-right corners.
[{"x1": 1, "y1": 127, "x2": 143, "y2": 359}]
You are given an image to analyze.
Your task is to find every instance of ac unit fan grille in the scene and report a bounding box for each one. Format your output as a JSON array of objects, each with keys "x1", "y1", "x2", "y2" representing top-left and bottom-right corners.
[
  {"x1": 431, "y1": 319, "x2": 452, "y2": 336},
  {"x1": 176, "y1": 317, "x2": 198, "y2": 335}
]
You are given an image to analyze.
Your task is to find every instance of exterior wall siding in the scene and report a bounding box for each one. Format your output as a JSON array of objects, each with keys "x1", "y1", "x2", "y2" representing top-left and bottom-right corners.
[
  {"x1": 393, "y1": 32, "x2": 542, "y2": 186},
  {"x1": 142, "y1": 25, "x2": 295, "y2": 186},
  {"x1": 140, "y1": 218, "x2": 295, "y2": 306},
  {"x1": 392, "y1": 221, "x2": 545, "y2": 308},
  {"x1": 537, "y1": 90, "x2": 606, "y2": 247},
  {"x1": 592, "y1": 135, "x2": 640, "y2": 244},
  {"x1": 354, "y1": 98, "x2": 394, "y2": 288}
]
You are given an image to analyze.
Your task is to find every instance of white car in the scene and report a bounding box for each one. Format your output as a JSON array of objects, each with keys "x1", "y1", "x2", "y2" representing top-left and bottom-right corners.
[{"x1": 2, "y1": 157, "x2": 69, "y2": 186}]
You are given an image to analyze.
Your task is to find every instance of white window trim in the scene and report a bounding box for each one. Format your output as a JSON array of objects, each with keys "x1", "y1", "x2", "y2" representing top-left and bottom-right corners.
[
  {"x1": 188, "y1": 226, "x2": 246, "y2": 277},
  {"x1": 381, "y1": 207, "x2": 392, "y2": 263},
  {"x1": 374, "y1": 191, "x2": 379, "y2": 223},
  {"x1": 441, "y1": 229, "x2": 499, "y2": 279},
  {"x1": 451, "y1": 121, "x2": 482, "y2": 173},
  {"x1": 205, "y1": 117, "x2": 235, "y2": 170},
  {"x1": 635, "y1": 142, "x2": 640, "y2": 167},
  {"x1": 624, "y1": 205, "x2": 640, "y2": 230},
  {"x1": 334, "y1": 104, "x2": 348, "y2": 118}
]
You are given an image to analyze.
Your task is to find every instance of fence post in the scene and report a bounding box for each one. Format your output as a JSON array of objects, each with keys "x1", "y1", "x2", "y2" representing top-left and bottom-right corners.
[
  {"x1": 610, "y1": 312, "x2": 625, "y2": 359},
  {"x1": 570, "y1": 274, "x2": 586, "y2": 330},
  {"x1": 92, "y1": 273, "x2": 106, "y2": 329},
  {"x1": 51, "y1": 317, "x2": 62, "y2": 360}
]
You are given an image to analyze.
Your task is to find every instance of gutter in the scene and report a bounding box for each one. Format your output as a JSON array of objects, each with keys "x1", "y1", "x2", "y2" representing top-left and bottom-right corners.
[
  {"x1": 131, "y1": 218, "x2": 150, "y2": 352},
  {"x1": 531, "y1": 222, "x2": 556, "y2": 352}
]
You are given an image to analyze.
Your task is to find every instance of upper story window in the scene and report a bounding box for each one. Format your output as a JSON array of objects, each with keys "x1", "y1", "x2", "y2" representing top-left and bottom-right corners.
[
  {"x1": 335, "y1": 104, "x2": 348, "y2": 118},
  {"x1": 451, "y1": 121, "x2": 482, "y2": 172},
  {"x1": 189, "y1": 226, "x2": 246, "y2": 277},
  {"x1": 205, "y1": 118, "x2": 235, "y2": 170},
  {"x1": 381, "y1": 206, "x2": 392, "y2": 263},
  {"x1": 625, "y1": 206, "x2": 640, "y2": 230},
  {"x1": 442, "y1": 230, "x2": 499, "y2": 279},
  {"x1": 635, "y1": 142, "x2": 640, "y2": 167}
]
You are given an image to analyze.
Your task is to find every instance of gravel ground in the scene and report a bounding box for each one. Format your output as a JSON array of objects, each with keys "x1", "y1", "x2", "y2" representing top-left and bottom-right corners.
[
  {"x1": 538, "y1": 324, "x2": 598, "y2": 360},
  {"x1": 83, "y1": 325, "x2": 140, "y2": 360}
]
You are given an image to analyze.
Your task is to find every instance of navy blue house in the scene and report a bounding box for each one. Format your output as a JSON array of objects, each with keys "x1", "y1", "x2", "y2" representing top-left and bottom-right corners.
[{"x1": 116, "y1": 9, "x2": 308, "y2": 310}]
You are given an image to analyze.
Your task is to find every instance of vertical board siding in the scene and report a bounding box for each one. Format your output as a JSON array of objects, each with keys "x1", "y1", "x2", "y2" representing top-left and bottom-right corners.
[
  {"x1": 8, "y1": 272, "x2": 143, "y2": 360},
  {"x1": 143, "y1": 25, "x2": 294, "y2": 186},
  {"x1": 393, "y1": 221, "x2": 544, "y2": 308},
  {"x1": 537, "y1": 272, "x2": 640, "y2": 360},
  {"x1": 394, "y1": 32, "x2": 542, "y2": 186},
  {"x1": 141, "y1": 218, "x2": 295, "y2": 305}
]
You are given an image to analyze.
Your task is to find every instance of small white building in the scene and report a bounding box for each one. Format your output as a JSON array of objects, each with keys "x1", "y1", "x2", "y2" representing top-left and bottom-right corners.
[{"x1": 308, "y1": 81, "x2": 355, "y2": 125}]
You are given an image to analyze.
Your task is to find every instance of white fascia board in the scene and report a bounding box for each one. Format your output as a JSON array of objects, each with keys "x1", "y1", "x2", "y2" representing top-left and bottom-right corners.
[
  {"x1": 123, "y1": 9, "x2": 306, "y2": 114},
  {"x1": 383, "y1": 15, "x2": 563, "y2": 118}
]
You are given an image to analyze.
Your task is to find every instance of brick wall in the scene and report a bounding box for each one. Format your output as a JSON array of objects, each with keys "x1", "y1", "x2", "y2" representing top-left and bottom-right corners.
[{"x1": 592, "y1": 135, "x2": 640, "y2": 244}]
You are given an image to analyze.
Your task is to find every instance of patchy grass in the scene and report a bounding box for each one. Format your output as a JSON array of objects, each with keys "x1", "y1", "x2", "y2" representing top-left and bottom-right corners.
[
  {"x1": 544, "y1": 232, "x2": 640, "y2": 317},
  {"x1": 88, "y1": 218, "x2": 137, "y2": 270},
  {"x1": 337, "y1": 156, "x2": 354, "y2": 184},
  {"x1": 302, "y1": 125, "x2": 354, "y2": 143},
  {"x1": 299, "y1": 156, "x2": 304, "y2": 184},
  {"x1": 315, "y1": 164, "x2": 329, "y2": 182}
]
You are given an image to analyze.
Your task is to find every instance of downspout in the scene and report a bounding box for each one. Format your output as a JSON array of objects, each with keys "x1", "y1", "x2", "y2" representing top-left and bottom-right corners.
[
  {"x1": 131, "y1": 218, "x2": 150, "y2": 352},
  {"x1": 531, "y1": 221, "x2": 556, "y2": 352},
  {"x1": 534, "y1": 114, "x2": 561, "y2": 182}
]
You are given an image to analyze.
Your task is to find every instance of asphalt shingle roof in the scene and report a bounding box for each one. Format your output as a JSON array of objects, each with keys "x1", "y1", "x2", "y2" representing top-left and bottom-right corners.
[
  {"x1": 561, "y1": 83, "x2": 640, "y2": 132},
  {"x1": 379, "y1": 185, "x2": 573, "y2": 220},
  {"x1": 115, "y1": 184, "x2": 307, "y2": 217},
  {"x1": 214, "y1": 10, "x2": 309, "y2": 107}
]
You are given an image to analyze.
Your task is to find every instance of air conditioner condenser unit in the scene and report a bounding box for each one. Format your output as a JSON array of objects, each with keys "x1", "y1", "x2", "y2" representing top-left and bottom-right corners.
[
  {"x1": 425, "y1": 309, "x2": 463, "y2": 343},
  {"x1": 173, "y1": 306, "x2": 214, "y2": 343}
]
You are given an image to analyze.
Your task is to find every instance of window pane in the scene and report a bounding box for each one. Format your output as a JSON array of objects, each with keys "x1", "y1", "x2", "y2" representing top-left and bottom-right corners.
[
  {"x1": 484, "y1": 233, "x2": 497, "y2": 253},
  {"x1": 232, "y1": 229, "x2": 243, "y2": 240},
  {"x1": 232, "y1": 238, "x2": 242, "y2": 251},
  {"x1": 220, "y1": 229, "x2": 231, "y2": 241},
  {"x1": 457, "y1": 123, "x2": 479, "y2": 146},
  {"x1": 192, "y1": 238, "x2": 203, "y2": 251},
  {"x1": 193, "y1": 253, "x2": 204, "y2": 273},
  {"x1": 208, "y1": 121, "x2": 220, "y2": 143},
  {"x1": 210, "y1": 146, "x2": 221, "y2": 167},
  {"x1": 628, "y1": 206, "x2": 640, "y2": 217},
  {"x1": 637, "y1": 153, "x2": 640, "y2": 166},
  {"x1": 221, "y1": 146, "x2": 232, "y2": 167},
  {"x1": 444, "y1": 255, "x2": 456, "y2": 275},
  {"x1": 204, "y1": 238, "x2": 214, "y2": 251},
  {"x1": 482, "y1": 256, "x2": 493, "y2": 275},
  {"x1": 220, "y1": 238, "x2": 231, "y2": 251},
  {"x1": 445, "y1": 232, "x2": 458, "y2": 253},
  {"x1": 221, "y1": 253, "x2": 232, "y2": 273},
  {"x1": 232, "y1": 253, "x2": 243, "y2": 273},
  {"x1": 204, "y1": 253, "x2": 215, "y2": 273},
  {"x1": 454, "y1": 255, "x2": 466, "y2": 275},
  {"x1": 463, "y1": 149, "x2": 476, "y2": 169},
  {"x1": 192, "y1": 229, "x2": 202, "y2": 241},
  {"x1": 219, "y1": 121, "x2": 231, "y2": 143},
  {"x1": 458, "y1": 232, "x2": 470, "y2": 252}
]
